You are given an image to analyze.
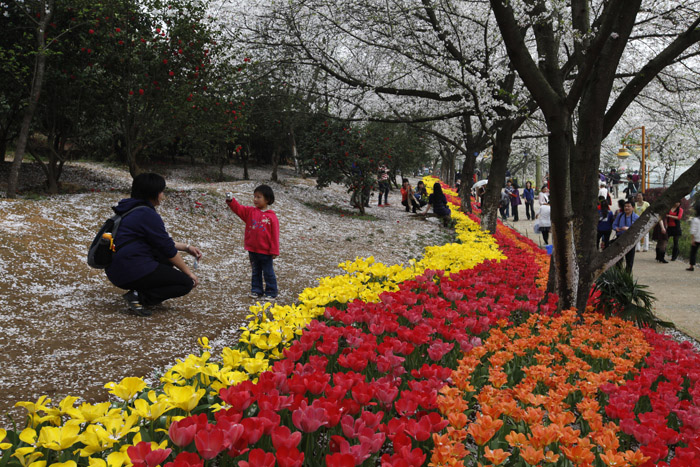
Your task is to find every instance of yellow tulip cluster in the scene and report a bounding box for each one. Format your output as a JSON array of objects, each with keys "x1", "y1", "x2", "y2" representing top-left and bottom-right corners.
[{"x1": 7, "y1": 176, "x2": 505, "y2": 467}]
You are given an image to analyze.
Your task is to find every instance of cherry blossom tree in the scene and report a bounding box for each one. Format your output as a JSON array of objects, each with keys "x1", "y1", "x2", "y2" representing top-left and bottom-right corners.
[{"x1": 489, "y1": 0, "x2": 700, "y2": 310}]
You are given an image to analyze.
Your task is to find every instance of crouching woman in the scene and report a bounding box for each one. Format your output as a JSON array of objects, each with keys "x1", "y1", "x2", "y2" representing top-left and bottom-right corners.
[{"x1": 106, "y1": 173, "x2": 202, "y2": 316}]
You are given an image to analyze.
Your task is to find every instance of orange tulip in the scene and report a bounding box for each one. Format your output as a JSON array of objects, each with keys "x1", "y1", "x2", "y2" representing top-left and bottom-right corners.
[
  {"x1": 466, "y1": 415, "x2": 503, "y2": 446},
  {"x1": 483, "y1": 446, "x2": 511, "y2": 466},
  {"x1": 519, "y1": 445, "x2": 545, "y2": 465},
  {"x1": 600, "y1": 450, "x2": 627, "y2": 467},
  {"x1": 622, "y1": 450, "x2": 650, "y2": 466},
  {"x1": 504, "y1": 430, "x2": 528, "y2": 448}
]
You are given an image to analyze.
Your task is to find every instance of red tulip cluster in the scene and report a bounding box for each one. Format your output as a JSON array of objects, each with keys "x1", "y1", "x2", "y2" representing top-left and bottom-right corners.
[{"x1": 602, "y1": 330, "x2": 700, "y2": 466}]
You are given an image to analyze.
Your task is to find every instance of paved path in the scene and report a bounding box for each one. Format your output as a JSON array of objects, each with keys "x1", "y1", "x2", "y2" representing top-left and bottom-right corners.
[{"x1": 504, "y1": 202, "x2": 700, "y2": 340}]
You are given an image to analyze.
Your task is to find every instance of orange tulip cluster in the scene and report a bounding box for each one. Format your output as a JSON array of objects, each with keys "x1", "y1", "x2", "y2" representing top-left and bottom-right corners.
[{"x1": 432, "y1": 310, "x2": 652, "y2": 467}]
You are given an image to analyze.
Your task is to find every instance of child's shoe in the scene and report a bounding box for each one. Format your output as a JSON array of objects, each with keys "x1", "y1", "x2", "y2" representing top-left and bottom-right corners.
[
  {"x1": 263, "y1": 295, "x2": 277, "y2": 302},
  {"x1": 249, "y1": 292, "x2": 263, "y2": 299}
]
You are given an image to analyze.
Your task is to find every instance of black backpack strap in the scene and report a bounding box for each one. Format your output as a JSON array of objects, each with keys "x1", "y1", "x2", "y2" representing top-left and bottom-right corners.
[{"x1": 112, "y1": 205, "x2": 151, "y2": 250}]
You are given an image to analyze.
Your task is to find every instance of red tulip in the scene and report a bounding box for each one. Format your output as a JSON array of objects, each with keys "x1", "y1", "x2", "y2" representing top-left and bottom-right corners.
[
  {"x1": 276, "y1": 447, "x2": 304, "y2": 467},
  {"x1": 292, "y1": 400, "x2": 329, "y2": 433},
  {"x1": 271, "y1": 426, "x2": 302, "y2": 450},
  {"x1": 325, "y1": 453, "x2": 355, "y2": 467},
  {"x1": 237, "y1": 449, "x2": 275, "y2": 467},
  {"x1": 194, "y1": 426, "x2": 228, "y2": 460},
  {"x1": 164, "y1": 452, "x2": 203, "y2": 467},
  {"x1": 168, "y1": 418, "x2": 197, "y2": 447},
  {"x1": 128, "y1": 441, "x2": 172, "y2": 467}
]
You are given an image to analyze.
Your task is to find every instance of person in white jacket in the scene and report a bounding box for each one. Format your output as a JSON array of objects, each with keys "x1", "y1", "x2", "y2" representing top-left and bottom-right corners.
[{"x1": 687, "y1": 202, "x2": 700, "y2": 271}]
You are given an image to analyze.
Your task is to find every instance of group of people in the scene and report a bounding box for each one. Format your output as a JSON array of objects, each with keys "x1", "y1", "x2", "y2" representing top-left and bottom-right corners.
[
  {"x1": 104, "y1": 173, "x2": 279, "y2": 316},
  {"x1": 400, "y1": 179, "x2": 452, "y2": 227},
  {"x1": 597, "y1": 191, "x2": 700, "y2": 273}
]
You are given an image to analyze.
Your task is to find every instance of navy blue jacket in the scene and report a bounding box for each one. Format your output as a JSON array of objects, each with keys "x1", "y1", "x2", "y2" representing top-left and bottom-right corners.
[
  {"x1": 429, "y1": 192, "x2": 451, "y2": 216},
  {"x1": 105, "y1": 198, "x2": 178, "y2": 287}
]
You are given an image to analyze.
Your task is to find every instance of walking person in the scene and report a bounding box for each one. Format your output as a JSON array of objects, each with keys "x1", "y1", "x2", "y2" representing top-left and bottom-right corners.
[
  {"x1": 536, "y1": 199, "x2": 552, "y2": 245},
  {"x1": 226, "y1": 185, "x2": 280, "y2": 300},
  {"x1": 597, "y1": 199, "x2": 614, "y2": 250},
  {"x1": 666, "y1": 201, "x2": 684, "y2": 261},
  {"x1": 506, "y1": 180, "x2": 521, "y2": 221},
  {"x1": 612, "y1": 200, "x2": 640, "y2": 272},
  {"x1": 687, "y1": 202, "x2": 700, "y2": 271},
  {"x1": 523, "y1": 181, "x2": 535, "y2": 220},
  {"x1": 377, "y1": 163, "x2": 391, "y2": 206},
  {"x1": 634, "y1": 193, "x2": 650, "y2": 252},
  {"x1": 499, "y1": 189, "x2": 510, "y2": 220},
  {"x1": 538, "y1": 185, "x2": 549, "y2": 206},
  {"x1": 652, "y1": 218, "x2": 669, "y2": 263},
  {"x1": 106, "y1": 173, "x2": 203, "y2": 316}
]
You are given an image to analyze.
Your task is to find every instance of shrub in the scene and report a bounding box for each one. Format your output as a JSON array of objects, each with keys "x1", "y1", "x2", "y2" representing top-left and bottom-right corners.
[{"x1": 592, "y1": 266, "x2": 671, "y2": 329}]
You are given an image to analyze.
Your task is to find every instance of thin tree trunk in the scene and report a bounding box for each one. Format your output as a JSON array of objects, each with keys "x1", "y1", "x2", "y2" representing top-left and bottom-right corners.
[
  {"x1": 271, "y1": 142, "x2": 281, "y2": 182},
  {"x1": 7, "y1": 0, "x2": 52, "y2": 198},
  {"x1": 481, "y1": 126, "x2": 515, "y2": 233}
]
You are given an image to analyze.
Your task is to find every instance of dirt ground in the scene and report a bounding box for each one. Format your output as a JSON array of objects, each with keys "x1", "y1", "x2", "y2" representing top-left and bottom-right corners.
[{"x1": 0, "y1": 161, "x2": 453, "y2": 427}]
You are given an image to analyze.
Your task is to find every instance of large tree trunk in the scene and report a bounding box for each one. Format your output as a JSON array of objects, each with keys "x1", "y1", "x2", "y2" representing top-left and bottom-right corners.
[
  {"x1": 7, "y1": 0, "x2": 52, "y2": 198},
  {"x1": 546, "y1": 112, "x2": 579, "y2": 310}
]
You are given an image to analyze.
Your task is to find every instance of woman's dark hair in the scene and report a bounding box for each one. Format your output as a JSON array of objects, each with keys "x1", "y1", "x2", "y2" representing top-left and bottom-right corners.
[
  {"x1": 525, "y1": 181, "x2": 532, "y2": 189},
  {"x1": 131, "y1": 173, "x2": 166, "y2": 201},
  {"x1": 254, "y1": 184, "x2": 275, "y2": 205},
  {"x1": 417, "y1": 181, "x2": 424, "y2": 187},
  {"x1": 433, "y1": 182, "x2": 443, "y2": 195},
  {"x1": 618, "y1": 199, "x2": 625, "y2": 210},
  {"x1": 600, "y1": 198, "x2": 609, "y2": 212}
]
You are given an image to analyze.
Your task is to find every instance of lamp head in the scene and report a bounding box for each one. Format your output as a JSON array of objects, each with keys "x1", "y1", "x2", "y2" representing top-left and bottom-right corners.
[{"x1": 616, "y1": 147, "x2": 631, "y2": 159}]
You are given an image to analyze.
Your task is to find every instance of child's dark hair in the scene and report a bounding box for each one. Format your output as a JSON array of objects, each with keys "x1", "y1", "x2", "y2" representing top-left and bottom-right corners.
[
  {"x1": 131, "y1": 173, "x2": 166, "y2": 200},
  {"x1": 255, "y1": 184, "x2": 275, "y2": 205}
]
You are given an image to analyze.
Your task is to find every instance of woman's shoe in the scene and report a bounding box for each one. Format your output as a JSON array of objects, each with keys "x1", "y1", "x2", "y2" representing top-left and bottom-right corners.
[
  {"x1": 687, "y1": 266, "x2": 695, "y2": 271},
  {"x1": 660, "y1": 259, "x2": 669, "y2": 264}
]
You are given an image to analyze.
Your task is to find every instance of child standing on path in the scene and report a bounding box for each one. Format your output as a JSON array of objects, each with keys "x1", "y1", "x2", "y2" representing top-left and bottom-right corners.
[{"x1": 226, "y1": 185, "x2": 280, "y2": 300}]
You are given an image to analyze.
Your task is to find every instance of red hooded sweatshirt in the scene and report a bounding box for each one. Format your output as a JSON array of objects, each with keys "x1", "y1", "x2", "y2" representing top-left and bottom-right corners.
[{"x1": 226, "y1": 197, "x2": 279, "y2": 256}]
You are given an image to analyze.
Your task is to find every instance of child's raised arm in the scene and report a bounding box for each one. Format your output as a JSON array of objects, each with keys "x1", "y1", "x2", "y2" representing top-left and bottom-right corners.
[{"x1": 225, "y1": 192, "x2": 253, "y2": 221}]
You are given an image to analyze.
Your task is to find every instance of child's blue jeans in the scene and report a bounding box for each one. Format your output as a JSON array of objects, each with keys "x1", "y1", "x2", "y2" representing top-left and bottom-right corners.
[{"x1": 249, "y1": 251, "x2": 278, "y2": 297}]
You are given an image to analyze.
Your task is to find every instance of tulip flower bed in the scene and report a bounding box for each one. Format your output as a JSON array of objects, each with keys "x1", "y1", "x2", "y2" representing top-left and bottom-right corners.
[{"x1": 3, "y1": 178, "x2": 700, "y2": 467}]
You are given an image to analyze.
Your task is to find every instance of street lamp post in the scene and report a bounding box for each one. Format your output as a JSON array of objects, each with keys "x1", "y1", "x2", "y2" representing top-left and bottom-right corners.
[{"x1": 615, "y1": 126, "x2": 650, "y2": 193}]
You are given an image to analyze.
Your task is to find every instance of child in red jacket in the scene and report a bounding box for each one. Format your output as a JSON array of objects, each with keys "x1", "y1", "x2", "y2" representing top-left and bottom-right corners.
[{"x1": 226, "y1": 185, "x2": 280, "y2": 300}]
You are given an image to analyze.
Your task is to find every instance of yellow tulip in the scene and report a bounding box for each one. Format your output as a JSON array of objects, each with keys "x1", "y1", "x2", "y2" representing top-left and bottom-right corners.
[
  {"x1": 36, "y1": 425, "x2": 80, "y2": 451},
  {"x1": 0, "y1": 428, "x2": 11, "y2": 450},
  {"x1": 162, "y1": 384, "x2": 205, "y2": 413},
  {"x1": 65, "y1": 402, "x2": 114, "y2": 425},
  {"x1": 99, "y1": 412, "x2": 140, "y2": 442},
  {"x1": 106, "y1": 449, "x2": 130, "y2": 467},
  {"x1": 197, "y1": 336, "x2": 211, "y2": 350},
  {"x1": 19, "y1": 428, "x2": 37, "y2": 446},
  {"x1": 221, "y1": 348, "x2": 248, "y2": 369},
  {"x1": 242, "y1": 353, "x2": 269, "y2": 375},
  {"x1": 104, "y1": 377, "x2": 147, "y2": 402},
  {"x1": 88, "y1": 458, "x2": 107, "y2": 467},
  {"x1": 131, "y1": 399, "x2": 171, "y2": 421},
  {"x1": 49, "y1": 461, "x2": 77, "y2": 467},
  {"x1": 12, "y1": 447, "x2": 43, "y2": 467},
  {"x1": 76, "y1": 424, "x2": 116, "y2": 456}
]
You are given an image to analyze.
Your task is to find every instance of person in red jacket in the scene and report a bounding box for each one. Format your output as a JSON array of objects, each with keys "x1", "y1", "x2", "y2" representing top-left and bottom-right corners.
[{"x1": 226, "y1": 185, "x2": 280, "y2": 300}]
